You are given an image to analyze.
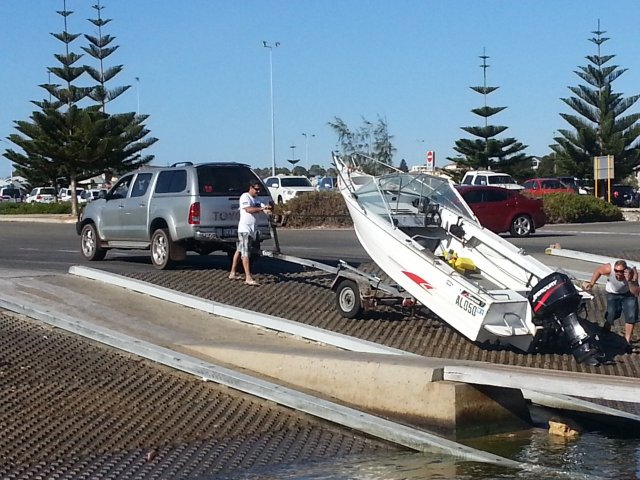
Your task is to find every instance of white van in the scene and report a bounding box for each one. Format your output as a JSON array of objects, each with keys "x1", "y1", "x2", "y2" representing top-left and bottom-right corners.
[
  {"x1": 25, "y1": 187, "x2": 57, "y2": 203},
  {"x1": 0, "y1": 186, "x2": 23, "y2": 202},
  {"x1": 461, "y1": 170, "x2": 523, "y2": 190},
  {"x1": 59, "y1": 187, "x2": 85, "y2": 202}
]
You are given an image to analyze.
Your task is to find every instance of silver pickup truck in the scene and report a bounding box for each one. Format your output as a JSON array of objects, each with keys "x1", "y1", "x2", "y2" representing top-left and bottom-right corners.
[{"x1": 76, "y1": 162, "x2": 272, "y2": 269}]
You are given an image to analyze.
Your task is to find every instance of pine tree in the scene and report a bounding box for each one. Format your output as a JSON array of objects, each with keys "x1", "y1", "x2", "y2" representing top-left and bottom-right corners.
[
  {"x1": 80, "y1": 0, "x2": 156, "y2": 182},
  {"x1": 554, "y1": 21, "x2": 640, "y2": 181},
  {"x1": 448, "y1": 50, "x2": 529, "y2": 174},
  {"x1": 6, "y1": 0, "x2": 90, "y2": 213},
  {"x1": 82, "y1": 0, "x2": 129, "y2": 111},
  {"x1": 4, "y1": 0, "x2": 156, "y2": 216}
]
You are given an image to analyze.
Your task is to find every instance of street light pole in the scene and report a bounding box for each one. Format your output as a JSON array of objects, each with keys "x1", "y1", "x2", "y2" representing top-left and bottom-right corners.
[
  {"x1": 552, "y1": 130, "x2": 558, "y2": 175},
  {"x1": 287, "y1": 145, "x2": 300, "y2": 167},
  {"x1": 301, "y1": 132, "x2": 315, "y2": 170},
  {"x1": 263, "y1": 41, "x2": 280, "y2": 176},
  {"x1": 135, "y1": 77, "x2": 140, "y2": 115}
]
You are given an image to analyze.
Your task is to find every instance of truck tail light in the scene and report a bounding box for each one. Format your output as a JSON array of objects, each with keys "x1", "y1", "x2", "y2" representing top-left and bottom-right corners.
[{"x1": 188, "y1": 202, "x2": 201, "y2": 225}]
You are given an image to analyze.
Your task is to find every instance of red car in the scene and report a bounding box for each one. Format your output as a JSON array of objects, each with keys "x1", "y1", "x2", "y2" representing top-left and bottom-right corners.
[
  {"x1": 522, "y1": 178, "x2": 576, "y2": 196},
  {"x1": 456, "y1": 185, "x2": 546, "y2": 237}
]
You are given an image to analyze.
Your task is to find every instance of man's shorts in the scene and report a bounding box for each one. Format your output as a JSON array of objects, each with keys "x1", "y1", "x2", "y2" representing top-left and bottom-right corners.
[
  {"x1": 605, "y1": 292, "x2": 638, "y2": 325},
  {"x1": 236, "y1": 232, "x2": 253, "y2": 258}
]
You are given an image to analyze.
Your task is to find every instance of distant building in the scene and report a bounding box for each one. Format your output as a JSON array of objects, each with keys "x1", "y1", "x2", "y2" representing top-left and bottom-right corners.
[
  {"x1": 409, "y1": 165, "x2": 434, "y2": 174},
  {"x1": 0, "y1": 176, "x2": 31, "y2": 194},
  {"x1": 79, "y1": 173, "x2": 117, "y2": 190},
  {"x1": 410, "y1": 165, "x2": 455, "y2": 180}
]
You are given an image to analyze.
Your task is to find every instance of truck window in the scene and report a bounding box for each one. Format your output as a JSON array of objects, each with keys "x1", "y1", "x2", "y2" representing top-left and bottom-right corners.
[
  {"x1": 197, "y1": 165, "x2": 262, "y2": 197},
  {"x1": 155, "y1": 170, "x2": 187, "y2": 194},
  {"x1": 131, "y1": 173, "x2": 153, "y2": 197},
  {"x1": 111, "y1": 175, "x2": 133, "y2": 199}
]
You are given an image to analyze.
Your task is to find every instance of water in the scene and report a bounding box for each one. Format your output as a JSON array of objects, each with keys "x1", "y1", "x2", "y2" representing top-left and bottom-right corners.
[{"x1": 216, "y1": 425, "x2": 640, "y2": 479}]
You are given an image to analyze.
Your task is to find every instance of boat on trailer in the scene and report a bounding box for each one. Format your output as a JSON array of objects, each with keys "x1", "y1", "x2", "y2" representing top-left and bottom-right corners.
[{"x1": 332, "y1": 154, "x2": 602, "y2": 365}]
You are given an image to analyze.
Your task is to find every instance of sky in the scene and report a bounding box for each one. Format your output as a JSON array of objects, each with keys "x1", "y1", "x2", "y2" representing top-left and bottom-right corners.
[{"x1": 2, "y1": 0, "x2": 640, "y2": 179}]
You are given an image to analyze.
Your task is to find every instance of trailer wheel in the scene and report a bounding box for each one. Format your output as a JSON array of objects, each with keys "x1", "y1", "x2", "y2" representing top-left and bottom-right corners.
[{"x1": 336, "y1": 279, "x2": 362, "y2": 318}]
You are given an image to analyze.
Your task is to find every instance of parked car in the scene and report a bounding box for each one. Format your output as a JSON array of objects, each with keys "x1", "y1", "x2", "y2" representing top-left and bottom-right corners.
[
  {"x1": 77, "y1": 162, "x2": 272, "y2": 269},
  {"x1": 556, "y1": 176, "x2": 590, "y2": 195},
  {"x1": 456, "y1": 185, "x2": 546, "y2": 237},
  {"x1": 59, "y1": 187, "x2": 85, "y2": 202},
  {"x1": 460, "y1": 170, "x2": 524, "y2": 190},
  {"x1": 0, "y1": 186, "x2": 23, "y2": 202},
  {"x1": 522, "y1": 178, "x2": 576, "y2": 196},
  {"x1": 79, "y1": 188, "x2": 106, "y2": 204},
  {"x1": 25, "y1": 187, "x2": 57, "y2": 204},
  {"x1": 263, "y1": 175, "x2": 315, "y2": 203},
  {"x1": 316, "y1": 177, "x2": 337, "y2": 191},
  {"x1": 610, "y1": 184, "x2": 640, "y2": 207}
]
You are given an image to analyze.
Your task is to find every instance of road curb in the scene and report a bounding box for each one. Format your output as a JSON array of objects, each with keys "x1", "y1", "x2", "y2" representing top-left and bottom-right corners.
[{"x1": 0, "y1": 214, "x2": 77, "y2": 223}]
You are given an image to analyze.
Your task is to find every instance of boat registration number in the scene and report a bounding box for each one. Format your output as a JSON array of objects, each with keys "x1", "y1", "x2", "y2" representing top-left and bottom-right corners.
[{"x1": 455, "y1": 294, "x2": 484, "y2": 317}]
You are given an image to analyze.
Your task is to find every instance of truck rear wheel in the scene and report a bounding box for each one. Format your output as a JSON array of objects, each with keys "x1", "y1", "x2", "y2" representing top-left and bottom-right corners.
[
  {"x1": 151, "y1": 228, "x2": 175, "y2": 270},
  {"x1": 335, "y1": 279, "x2": 362, "y2": 318}
]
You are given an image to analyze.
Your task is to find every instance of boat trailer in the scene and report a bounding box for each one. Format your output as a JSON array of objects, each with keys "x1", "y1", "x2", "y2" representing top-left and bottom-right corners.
[
  {"x1": 262, "y1": 221, "x2": 418, "y2": 319},
  {"x1": 262, "y1": 217, "x2": 605, "y2": 364}
]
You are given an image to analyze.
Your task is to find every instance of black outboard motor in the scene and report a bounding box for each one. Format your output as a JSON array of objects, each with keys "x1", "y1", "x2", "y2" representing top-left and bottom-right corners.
[{"x1": 528, "y1": 272, "x2": 603, "y2": 365}]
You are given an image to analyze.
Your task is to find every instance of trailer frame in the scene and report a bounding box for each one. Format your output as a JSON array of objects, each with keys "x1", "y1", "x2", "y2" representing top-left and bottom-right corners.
[{"x1": 261, "y1": 220, "x2": 418, "y2": 318}]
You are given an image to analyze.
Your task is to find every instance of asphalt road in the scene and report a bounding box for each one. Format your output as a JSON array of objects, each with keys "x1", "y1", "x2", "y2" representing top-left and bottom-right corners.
[{"x1": 0, "y1": 220, "x2": 638, "y2": 276}]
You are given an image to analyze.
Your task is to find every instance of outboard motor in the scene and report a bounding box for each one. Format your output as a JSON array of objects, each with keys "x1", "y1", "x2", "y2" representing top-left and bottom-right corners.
[{"x1": 528, "y1": 272, "x2": 603, "y2": 365}]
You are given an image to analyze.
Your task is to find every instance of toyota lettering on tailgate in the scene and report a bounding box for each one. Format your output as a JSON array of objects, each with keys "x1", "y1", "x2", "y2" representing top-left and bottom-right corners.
[{"x1": 211, "y1": 211, "x2": 240, "y2": 221}]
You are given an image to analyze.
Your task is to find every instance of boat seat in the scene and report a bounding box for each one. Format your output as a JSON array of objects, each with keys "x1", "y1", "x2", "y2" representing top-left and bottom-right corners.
[{"x1": 411, "y1": 234, "x2": 441, "y2": 252}]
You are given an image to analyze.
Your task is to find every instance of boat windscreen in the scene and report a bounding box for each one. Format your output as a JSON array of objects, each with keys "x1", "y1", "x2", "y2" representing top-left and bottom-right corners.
[{"x1": 356, "y1": 173, "x2": 475, "y2": 219}]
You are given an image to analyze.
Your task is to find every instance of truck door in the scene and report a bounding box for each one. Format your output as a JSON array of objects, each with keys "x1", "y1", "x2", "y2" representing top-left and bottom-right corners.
[
  {"x1": 101, "y1": 175, "x2": 134, "y2": 240},
  {"x1": 120, "y1": 172, "x2": 154, "y2": 241}
]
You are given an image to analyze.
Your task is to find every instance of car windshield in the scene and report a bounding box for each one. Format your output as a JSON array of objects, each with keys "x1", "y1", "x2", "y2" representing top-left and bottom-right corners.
[
  {"x1": 319, "y1": 178, "x2": 335, "y2": 187},
  {"x1": 487, "y1": 175, "x2": 517, "y2": 185},
  {"x1": 281, "y1": 177, "x2": 312, "y2": 187},
  {"x1": 2, "y1": 188, "x2": 20, "y2": 198},
  {"x1": 40, "y1": 188, "x2": 56, "y2": 195},
  {"x1": 354, "y1": 172, "x2": 475, "y2": 225}
]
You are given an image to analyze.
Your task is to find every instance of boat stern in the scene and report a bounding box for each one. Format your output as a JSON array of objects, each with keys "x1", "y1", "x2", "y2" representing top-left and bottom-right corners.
[{"x1": 475, "y1": 292, "x2": 536, "y2": 351}]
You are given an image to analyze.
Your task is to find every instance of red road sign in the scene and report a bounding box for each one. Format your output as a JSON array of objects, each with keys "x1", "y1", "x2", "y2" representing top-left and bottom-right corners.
[{"x1": 426, "y1": 151, "x2": 435, "y2": 168}]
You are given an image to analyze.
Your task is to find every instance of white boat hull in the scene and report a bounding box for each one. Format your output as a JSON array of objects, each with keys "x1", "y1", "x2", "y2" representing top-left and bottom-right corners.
[
  {"x1": 345, "y1": 197, "x2": 534, "y2": 351},
  {"x1": 333, "y1": 154, "x2": 598, "y2": 359}
]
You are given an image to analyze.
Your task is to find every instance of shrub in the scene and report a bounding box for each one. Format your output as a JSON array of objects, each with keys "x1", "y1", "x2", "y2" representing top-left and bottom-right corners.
[
  {"x1": 0, "y1": 202, "x2": 72, "y2": 215},
  {"x1": 542, "y1": 193, "x2": 623, "y2": 223},
  {"x1": 273, "y1": 191, "x2": 352, "y2": 228},
  {"x1": 274, "y1": 191, "x2": 624, "y2": 228}
]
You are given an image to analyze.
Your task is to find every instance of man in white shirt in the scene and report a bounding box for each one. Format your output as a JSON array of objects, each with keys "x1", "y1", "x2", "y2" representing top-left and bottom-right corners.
[{"x1": 229, "y1": 181, "x2": 271, "y2": 285}]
